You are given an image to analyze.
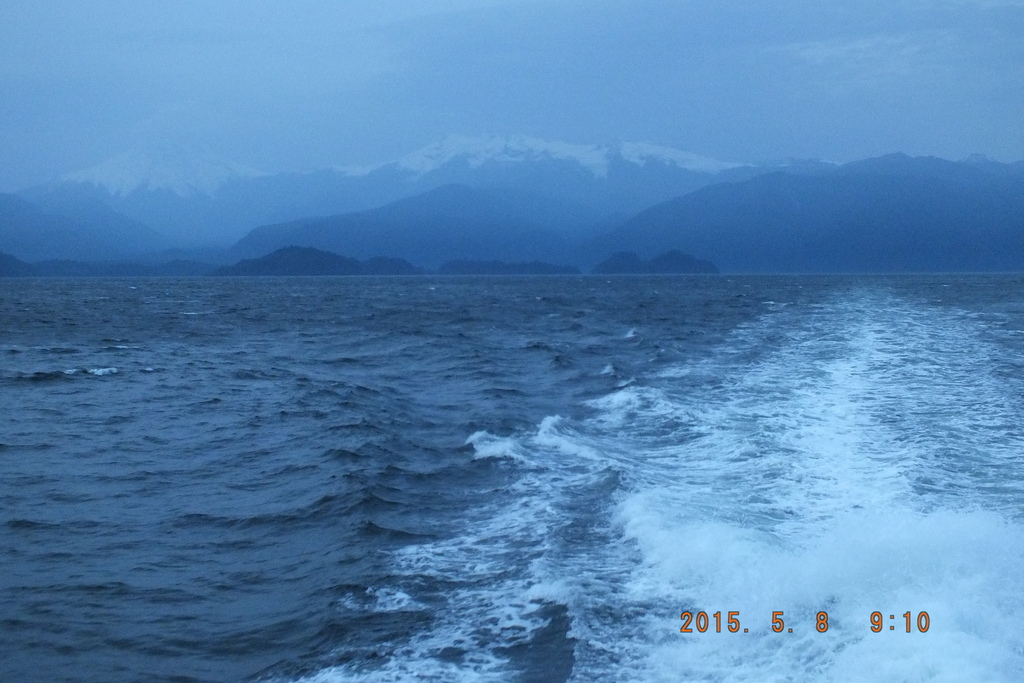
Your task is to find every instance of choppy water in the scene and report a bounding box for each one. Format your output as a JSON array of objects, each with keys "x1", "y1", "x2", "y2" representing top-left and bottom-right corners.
[{"x1": 2, "y1": 275, "x2": 1023, "y2": 682}]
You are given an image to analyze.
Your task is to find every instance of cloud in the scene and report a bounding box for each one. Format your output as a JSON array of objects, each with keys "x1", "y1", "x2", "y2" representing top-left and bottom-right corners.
[
  {"x1": 772, "y1": 33, "x2": 946, "y2": 90},
  {"x1": 0, "y1": 0, "x2": 1021, "y2": 190}
]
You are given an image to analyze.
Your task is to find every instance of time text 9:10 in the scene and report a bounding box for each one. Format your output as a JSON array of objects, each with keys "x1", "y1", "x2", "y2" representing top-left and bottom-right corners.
[{"x1": 679, "y1": 611, "x2": 930, "y2": 634}]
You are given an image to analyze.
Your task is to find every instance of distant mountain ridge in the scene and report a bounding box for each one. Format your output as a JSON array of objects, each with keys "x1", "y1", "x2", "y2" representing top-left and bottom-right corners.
[
  {"x1": 215, "y1": 246, "x2": 582, "y2": 276},
  {"x1": 592, "y1": 250, "x2": 718, "y2": 274},
  {"x1": 62, "y1": 146, "x2": 264, "y2": 197},
  {"x1": 0, "y1": 192, "x2": 165, "y2": 261},
  {"x1": 24, "y1": 135, "x2": 755, "y2": 247},
  {"x1": 359, "y1": 134, "x2": 743, "y2": 178},
  {"x1": 604, "y1": 153, "x2": 1024, "y2": 272},
  {"x1": 230, "y1": 184, "x2": 604, "y2": 267},
  {"x1": 10, "y1": 141, "x2": 1024, "y2": 273},
  {"x1": 0, "y1": 247, "x2": 622, "y2": 278},
  {"x1": 214, "y1": 246, "x2": 422, "y2": 276}
]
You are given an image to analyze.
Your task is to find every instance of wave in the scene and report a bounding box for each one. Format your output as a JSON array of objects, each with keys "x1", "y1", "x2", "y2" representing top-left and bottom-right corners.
[{"x1": 301, "y1": 287, "x2": 1024, "y2": 682}]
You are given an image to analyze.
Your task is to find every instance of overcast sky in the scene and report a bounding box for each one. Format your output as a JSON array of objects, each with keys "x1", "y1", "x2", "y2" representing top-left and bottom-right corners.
[{"x1": 2, "y1": 0, "x2": 1022, "y2": 191}]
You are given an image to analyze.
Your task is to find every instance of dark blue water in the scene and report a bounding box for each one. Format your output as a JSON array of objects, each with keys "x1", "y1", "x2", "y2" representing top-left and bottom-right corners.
[{"x1": 2, "y1": 275, "x2": 1023, "y2": 682}]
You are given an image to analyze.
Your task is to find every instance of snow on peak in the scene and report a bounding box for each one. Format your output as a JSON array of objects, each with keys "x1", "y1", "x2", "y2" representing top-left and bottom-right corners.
[
  {"x1": 63, "y1": 147, "x2": 264, "y2": 197},
  {"x1": 343, "y1": 135, "x2": 743, "y2": 178},
  {"x1": 395, "y1": 134, "x2": 612, "y2": 177},
  {"x1": 618, "y1": 142, "x2": 743, "y2": 173}
]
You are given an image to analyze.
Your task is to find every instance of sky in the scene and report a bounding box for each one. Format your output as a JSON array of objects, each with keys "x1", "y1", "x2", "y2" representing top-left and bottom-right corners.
[{"x1": 1, "y1": 0, "x2": 1023, "y2": 191}]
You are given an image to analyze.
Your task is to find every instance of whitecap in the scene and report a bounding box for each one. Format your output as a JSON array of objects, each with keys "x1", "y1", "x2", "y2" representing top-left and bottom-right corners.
[{"x1": 465, "y1": 431, "x2": 527, "y2": 462}]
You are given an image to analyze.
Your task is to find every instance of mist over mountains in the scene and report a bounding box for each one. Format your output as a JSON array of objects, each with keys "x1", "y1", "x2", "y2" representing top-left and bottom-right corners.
[
  {"x1": 602, "y1": 154, "x2": 1024, "y2": 272},
  {"x1": 20, "y1": 136, "x2": 749, "y2": 248},
  {"x1": 229, "y1": 184, "x2": 602, "y2": 267},
  {"x1": 0, "y1": 193, "x2": 166, "y2": 262},
  {"x1": 4, "y1": 135, "x2": 1024, "y2": 274}
]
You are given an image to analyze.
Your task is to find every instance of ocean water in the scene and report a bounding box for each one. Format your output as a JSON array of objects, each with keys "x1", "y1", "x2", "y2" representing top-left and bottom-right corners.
[{"x1": 2, "y1": 274, "x2": 1023, "y2": 682}]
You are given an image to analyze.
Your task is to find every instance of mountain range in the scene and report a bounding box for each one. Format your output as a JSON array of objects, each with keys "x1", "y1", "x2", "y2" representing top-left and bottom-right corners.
[
  {"x1": 229, "y1": 184, "x2": 602, "y2": 267},
  {"x1": 20, "y1": 136, "x2": 753, "y2": 248},
  {"x1": 602, "y1": 153, "x2": 1024, "y2": 272},
  {"x1": 4, "y1": 136, "x2": 1024, "y2": 273},
  {"x1": 0, "y1": 192, "x2": 166, "y2": 262}
]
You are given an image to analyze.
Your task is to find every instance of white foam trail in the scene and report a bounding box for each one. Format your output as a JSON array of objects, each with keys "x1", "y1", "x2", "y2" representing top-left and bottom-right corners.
[
  {"x1": 571, "y1": 291, "x2": 1024, "y2": 681},
  {"x1": 304, "y1": 288, "x2": 1024, "y2": 682}
]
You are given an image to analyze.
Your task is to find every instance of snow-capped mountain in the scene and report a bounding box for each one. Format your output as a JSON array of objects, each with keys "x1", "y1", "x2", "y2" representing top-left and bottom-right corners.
[
  {"x1": 617, "y1": 141, "x2": 742, "y2": 174},
  {"x1": 12, "y1": 139, "x2": 1024, "y2": 269},
  {"x1": 393, "y1": 135, "x2": 615, "y2": 177},
  {"x1": 342, "y1": 135, "x2": 742, "y2": 178},
  {"x1": 62, "y1": 146, "x2": 264, "y2": 197},
  {"x1": 27, "y1": 134, "x2": 755, "y2": 249}
]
